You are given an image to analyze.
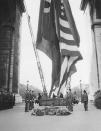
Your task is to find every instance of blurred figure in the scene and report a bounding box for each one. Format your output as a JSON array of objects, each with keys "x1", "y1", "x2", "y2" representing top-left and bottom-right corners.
[
  {"x1": 38, "y1": 93, "x2": 42, "y2": 100},
  {"x1": 60, "y1": 93, "x2": 63, "y2": 98},
  {"x1": 0, "y1": 91, "x2": 3, "y2": 110},
  {"x1": 9, "y1": 92, "x2": 13, "y2": 109},
  {"x1": 82, "y1": 90, "x2": 88, "y2": 111},
  {"x1": 73, "y1": 91, "x2": 79, "y2": 104},
  {"x1": 52, "y1": 93, "x2": 56, "y2": 98},
  {"x1": 32, "y1": 91, "x2": 35, "y2": 109},
  {"x1": 13, "y1": 94, "x2": 15, "y2": 106},
  {"x1": 25, "y1": 90, "x2": 30, "y2": 112},
  {"x1": 29, "y1": 90, "x2": 33, "y2": 110},
  {"x1": 37, "y1": 93, "x2": 42, "y2": 106},
  {"x1": 66, "y1": 89, "x2": 73, "y2": 112}
]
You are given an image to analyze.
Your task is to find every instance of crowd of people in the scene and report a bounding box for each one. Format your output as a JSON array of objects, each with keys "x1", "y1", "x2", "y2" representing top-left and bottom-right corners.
[
  {"x1": 66, "y1": 89, "x2": 88, "y2": 112},
  {"x1": 25, "y1": 89, "x2": 88, "y2": 112},
  {"x1": 25, "y1": 90, "x2": 42, "y2": 112},
  {"x1": 0, "y1": 91, "x2": 15, "y2": 110}
]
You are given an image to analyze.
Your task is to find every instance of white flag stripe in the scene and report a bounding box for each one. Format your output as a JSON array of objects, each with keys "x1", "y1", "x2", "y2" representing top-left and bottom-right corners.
[
  {"x1": 67, "y1": 56, "x2": 78, "y2": 72},
  {"x1": 59, "y1": 17, "x2": 70, "y2": 29},
  {"x1": 60, "y1": 30, "x2": 74, "y2": 41},
  {"x1": 44, "y1": 8, "x2": 50, "y2": 13},
  {"x1": 60, "y1": 57, "x2": 68, "y2": 84},
  {"x1": 45, "y1": 0, "x2": 51, "y2": 3},
  {"x1": 60, "y1": 42, "x2": 79, "y2": 52}
]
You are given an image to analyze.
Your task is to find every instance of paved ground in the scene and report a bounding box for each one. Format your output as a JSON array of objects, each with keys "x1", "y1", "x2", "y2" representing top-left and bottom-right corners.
[{"x1": 0, "y1": 102, "x2": 101, "y2": 131}]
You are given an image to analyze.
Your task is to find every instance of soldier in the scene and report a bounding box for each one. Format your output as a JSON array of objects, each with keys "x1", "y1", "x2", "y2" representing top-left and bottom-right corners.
[
  {"x1": 8, "y1": 92, "x2": 13, "y2": 109},
  {"x1": 73, "y1": 91, "x2": 79, "y2": 104},
  {"x1": 82, "y1": 90, "x2": 88, "y2": 111},
  {"x1": 37, "y1": 93, "x2": 42, "y2": 106},
  {"x1": 66, "y1": 89, "x2": 73, "y2": 112},
  {"x1": 32, "y1": 91, "x2": 35, "y2": 109},
  {"x1": 25, "y1": 90, "x2": 30, "y2": 112},
  {"x1": 0, "y1": 91, "x2": 3, "y2": 110},
  {"x1": 29, "y1": 90, "x2": 33, "y2": 110},
  {"x1": 1, "y1": 91, "x2": 3, "y2": 109},
  {"x1": 60, "y1": 93, "x2": 63, "y2": 98},
  {"x1": 13, "y1": 94, "x2": 15, "y2": 106},
  {"x1": 52, "y1": 93, "x2": 56, "y2": 98}
]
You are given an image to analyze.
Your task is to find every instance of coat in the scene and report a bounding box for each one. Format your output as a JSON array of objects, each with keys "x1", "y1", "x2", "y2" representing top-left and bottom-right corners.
[{"x1": 82, "y1": 93, "x2": 88, "y2": 103}]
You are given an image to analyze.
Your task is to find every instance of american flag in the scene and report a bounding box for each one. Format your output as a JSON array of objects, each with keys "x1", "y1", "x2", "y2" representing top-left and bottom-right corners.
[
  {"x1": 36, "y1": 0, "x2": 82, "y2": 96},
  {"x1": 54, "y1": 0, "x2": 82, "y2": 91}
]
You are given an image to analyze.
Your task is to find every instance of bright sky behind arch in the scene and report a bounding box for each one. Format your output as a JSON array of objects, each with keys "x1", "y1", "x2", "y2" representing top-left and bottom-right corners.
[{"x1": 19, "y1": 0, "x2": 92, "y2": 92}]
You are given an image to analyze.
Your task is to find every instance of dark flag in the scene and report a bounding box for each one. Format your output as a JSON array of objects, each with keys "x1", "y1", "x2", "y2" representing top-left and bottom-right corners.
[{"x1": 36, "y1": 0, "x2": 60, "y2": 97}]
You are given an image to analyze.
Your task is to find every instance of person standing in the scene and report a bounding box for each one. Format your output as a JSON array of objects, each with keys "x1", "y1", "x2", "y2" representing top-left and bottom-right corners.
[
  {"x1": 29, "y1": 90, "x2": 33, "y2": 110},
  {"x1": 32, "y1": 91, "x2": 35, "y2": 109},
  {"x1": 73, "y1": 91, "x2": 79, "y2": 104},
  {"x1": 25, "y1": 90, "x2": 30, "y2": 112},
  {"x1": 60, "y1": 93, "x2": 63, "y2": 98},
  {"x1": 37, "y1": 93, "x2": 42, "y2": 106},
  {"x1": 66, "y1": 89, "x2": 73, "y2": 112},
  {"x1": 52, "y1": 93, "x2": 56, "y2": 99},
  {"x1": 82, "y1": 90, "x2": 88, "y2": 111}
]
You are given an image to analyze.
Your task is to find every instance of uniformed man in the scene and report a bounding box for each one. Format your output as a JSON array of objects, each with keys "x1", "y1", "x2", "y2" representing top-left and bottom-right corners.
[
  {"x1": 29, "y1": 90, "x2": 33, "y2": 110},
  {"x1": 25, "y1": 90, "x2": 30, "y2": 112},
  {"x1": 32, "y1": 91, "x2": 35, "y2": 109},
  {"x1": 81, "y1": 90, "x2": 88, "y2": 111},
  {"x1": 66, "y1": 89, "x2": 73, "y2": 112},
  {"x1": 0, "y1": 91, "x2": 3, "y2": 110}
]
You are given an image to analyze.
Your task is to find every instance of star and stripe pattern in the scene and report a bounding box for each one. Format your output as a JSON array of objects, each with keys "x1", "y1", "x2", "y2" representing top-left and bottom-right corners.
[
  {"x1": 58, "y1": 0, "x2": 82, "y2": 87},
  {"x1": 36, "y1": 0, "x2": 82, "y2": 96}
]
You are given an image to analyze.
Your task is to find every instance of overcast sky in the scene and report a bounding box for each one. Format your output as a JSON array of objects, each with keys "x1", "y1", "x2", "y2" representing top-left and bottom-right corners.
[{"x1": 19, "y1": 0, "x2": 92, "y2": 92}]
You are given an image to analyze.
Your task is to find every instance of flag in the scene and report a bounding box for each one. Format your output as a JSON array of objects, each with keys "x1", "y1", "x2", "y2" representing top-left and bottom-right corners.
[
  {"x1": 54, "y1": 0, "x2": 82, "y2": 94},
  {"x1": 36, "y1": 0, "x2": 61, "y2": 96},
  {"x1": 36, "y1": 0, "x2": 82, "y2": 96},
  {"x1": 57, "y1": 64, "x2": 77, "y2": 95}
]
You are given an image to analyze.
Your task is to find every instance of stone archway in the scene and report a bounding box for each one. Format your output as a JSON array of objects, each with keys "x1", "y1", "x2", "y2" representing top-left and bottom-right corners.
[{"x1": 0, "y1": 0, "x2": 25, "y2": 93}]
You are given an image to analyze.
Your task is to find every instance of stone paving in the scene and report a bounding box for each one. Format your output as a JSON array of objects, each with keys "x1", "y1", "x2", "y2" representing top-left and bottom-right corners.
[{"x1": 0, "y1": 102, "x2": 101, "y2": 131}]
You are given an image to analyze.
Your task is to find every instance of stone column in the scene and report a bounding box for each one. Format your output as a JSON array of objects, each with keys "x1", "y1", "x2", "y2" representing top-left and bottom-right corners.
[{"x1": 90, "y1": 1, "x2": 101, "y2": 94}]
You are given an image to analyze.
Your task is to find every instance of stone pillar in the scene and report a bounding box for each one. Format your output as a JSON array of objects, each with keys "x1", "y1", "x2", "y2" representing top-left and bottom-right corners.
[
  {"x1": 12, "y1": 3, "x2": 24, "y2": 93},
  {"x1": 0, "y1": 25, "x2": 14, "y2": 92},
  {"x1": 90, "y1": 0, "x2": 101, "y2": 94},
  {"x1": 80, "y1": 0, "x2": 101, "y2": 98},
  {"x1": 0, "y1": 0, "x2": 25, "y2": 93}
]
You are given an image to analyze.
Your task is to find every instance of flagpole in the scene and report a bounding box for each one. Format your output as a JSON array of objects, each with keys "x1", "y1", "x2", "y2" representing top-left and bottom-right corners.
[
  {"x1": 68, "y1": 76, "x2": 71, "y2": 90},
  {"x1": 24, "y1": 1, "x2": 47, "y2": 94},
  {"x1": 65, "y1": 76, "x2": 71, "y2": 90},
  {"x1": 57, "y1": 84, "x2": 61, "y2": 96},
  {"x1": 57, "y1": 76, "x2": 71, "y2": 96}
]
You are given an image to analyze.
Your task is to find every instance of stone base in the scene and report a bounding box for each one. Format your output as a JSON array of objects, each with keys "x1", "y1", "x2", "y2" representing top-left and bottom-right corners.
[{"x1": 15, "y1": 94, "x2": 22, "y2": 104}]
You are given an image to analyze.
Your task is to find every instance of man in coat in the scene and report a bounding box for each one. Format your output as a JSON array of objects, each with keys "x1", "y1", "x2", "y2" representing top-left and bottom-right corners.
[
  {"x1": 66, "y1": 89, "x2": 73, "y2": 112},
  {"x1": 82, "y1": 90, "x2": 88, "y2": 111}
]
